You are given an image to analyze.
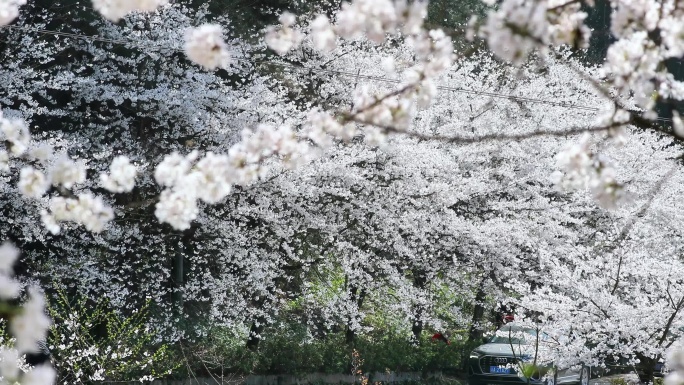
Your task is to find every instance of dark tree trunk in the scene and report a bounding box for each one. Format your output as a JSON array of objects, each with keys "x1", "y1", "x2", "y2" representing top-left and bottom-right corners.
[
  {"x1": 173, "y1": 238, "x2": 184, "y2": 314},
  {"x1": 246, "y1": 317, "x2": 266, "y2": 351},
  {"x1": 411, "y1": 313, "x2": 423, "y2": 345},
  {"x1": 345, "y1": 284, "x2": 366, "y2": 345},
  {"x1": 246, "y1": 293, "x2": 268, "y2": 351},
  {"x1": 468, "y1": 277, "x2": 488, "y2": 343},
  {"x1": 410, "y1": 270, "x2": 428, "y2": 344},
  {"x1": 173, "y1": 229, "x2": 195, "y2": 317},
  {"x1": 344, "y1": 324, "x2": 356, "y2": 345},
  {"x1": 635, "y1": 353, "x2": 656, "y2": 385}
]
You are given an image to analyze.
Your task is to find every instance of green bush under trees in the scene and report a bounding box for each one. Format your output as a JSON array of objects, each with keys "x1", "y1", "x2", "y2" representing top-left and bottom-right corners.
[
  {"x1": 174, "y1": 320, "x2": 477, "y2": 378},
  {"x1": 46, "y1": 290, "x2": 178, "y2": 383}
]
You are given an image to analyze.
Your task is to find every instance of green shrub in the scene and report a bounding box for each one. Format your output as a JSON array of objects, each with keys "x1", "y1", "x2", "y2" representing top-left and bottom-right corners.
[
  {"x1": 177, "y1": 320, "x2": 469, "y2": 377},
  {"x1": 47, "y1": 290, "x2": 179, "y2": 383},
  {"x1": 609, "y1": 378, "x2": 629, "y2": 385}
]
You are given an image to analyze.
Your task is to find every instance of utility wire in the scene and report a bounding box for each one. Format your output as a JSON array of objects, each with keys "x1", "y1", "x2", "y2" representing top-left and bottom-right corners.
[{"x1": 1, "y1": 24, "x2": 675, "y2": 123}]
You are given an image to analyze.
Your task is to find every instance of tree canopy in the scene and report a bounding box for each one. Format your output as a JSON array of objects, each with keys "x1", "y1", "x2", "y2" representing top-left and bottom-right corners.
[{"x1": 1, "y1": 0, "x2": 684, "y2": 384}]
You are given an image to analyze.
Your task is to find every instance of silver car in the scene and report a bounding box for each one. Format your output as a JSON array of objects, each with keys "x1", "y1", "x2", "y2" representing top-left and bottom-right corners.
[{"x1": 467, "y1": 325, "x2": 590, "y2": 385}]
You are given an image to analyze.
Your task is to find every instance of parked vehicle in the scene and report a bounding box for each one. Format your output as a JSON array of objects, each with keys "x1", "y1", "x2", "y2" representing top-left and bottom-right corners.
[{"x1": 467, "y1": 325, "x2": 590, "y2": 385}]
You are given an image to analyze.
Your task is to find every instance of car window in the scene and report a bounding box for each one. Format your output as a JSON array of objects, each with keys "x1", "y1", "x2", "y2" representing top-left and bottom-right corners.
[
  {"x1": 489, "y1": 335, "x2": 528, "y2": 344},
  {"x1": 489, "y1": 326, "x2": 538, "y2": 345}
]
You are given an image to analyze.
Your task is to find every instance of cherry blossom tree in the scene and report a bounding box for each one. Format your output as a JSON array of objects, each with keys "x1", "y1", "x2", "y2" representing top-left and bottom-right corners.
[{"x1": 1, "y1": 0, "x2": 684, "y2": 383}]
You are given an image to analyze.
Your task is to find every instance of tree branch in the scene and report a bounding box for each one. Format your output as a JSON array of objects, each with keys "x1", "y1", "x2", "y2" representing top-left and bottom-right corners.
[
  {"x1": 346, "y1": 116, "x2": 622, "y2": 144},
  {"x1": 610, "y1": 165, "x2": 676, "y2": 295}
]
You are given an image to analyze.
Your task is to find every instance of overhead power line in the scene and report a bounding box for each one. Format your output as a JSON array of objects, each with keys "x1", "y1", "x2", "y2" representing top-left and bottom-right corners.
[{"x1": 0, "y1": 24, "x2": 675, "y2": 123}]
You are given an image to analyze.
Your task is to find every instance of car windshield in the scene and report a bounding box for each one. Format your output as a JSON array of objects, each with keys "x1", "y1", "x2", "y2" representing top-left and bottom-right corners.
[{"x1": 488, "y1": 326, "x2": 543, "y2": 345}]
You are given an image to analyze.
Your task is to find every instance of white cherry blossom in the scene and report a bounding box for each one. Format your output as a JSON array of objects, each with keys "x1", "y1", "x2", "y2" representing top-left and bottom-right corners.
[
  {"x1": 10, "y1": 288, "x2": 51, "y2": 353},
  {"x1": 49, "y1": 156, "x2": 86, "y2": 189},
  {"x1": 184, "y1": 24, "x2": 231, "y2": 70},
  {"x1": 0, "y1": 150, "x2": 8, "y2": 173},
  {"x1": 18, "y1": 167, "x2": 49, "y2": 199},
  {"x1": 0, "y1": 115, "x2": 30, "y2": 156},
  {"x1": 0, "y1": 0, "x2": 25, "y2": 26},
  {"x1": 91, "y1": 0, "x2": 168, "y2": 22},
  {"x1": 265, "y1": 16, "x2": 304, "y2": 56},
  {"x1": 21, "y1": 364, "x2": 57, "y2": 385},
  {"x1": 155, "y1": 189, "x2": 198, "y2": 230},
  {"x1": 100, "y1": 155, "x2": 137, "y2": 193},
  {"x1": 0, "y1": 242, "x2": 19, "y2": 274}
]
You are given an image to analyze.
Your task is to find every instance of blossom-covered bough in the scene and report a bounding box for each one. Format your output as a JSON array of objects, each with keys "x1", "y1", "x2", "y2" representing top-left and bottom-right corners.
[
  {"x1": 0, "y1": 242, "x2": 54, "y2": 384},
  {"x1": 2, "y1": 0, "x2": 678, "y2": 235},
  {"x1": 254, "y1": 0, "x2": 684, "y2": 379},
  {"x1": 1, "y1": 0, "x2": 684, "y2": 383}
]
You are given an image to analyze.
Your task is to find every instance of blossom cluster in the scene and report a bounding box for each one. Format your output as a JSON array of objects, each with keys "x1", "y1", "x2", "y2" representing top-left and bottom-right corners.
[
  {"x1": 345, "y1": 28, "x2": 450, "y2": 137},
  {"x1": 4, "y1": 116, "x2": 120, "y2": 234},
  {"x1": 352, "y1": 85, "x2": 415, "y2": 132},
  {"x1": 471, "y1": 0, "x2": 684, "y2": 123},
  {"x1": 184, "y1": 24, "x2": 231, "y2": 70},
  {"x1": 667, "y1": 350, "x2": 684, "y2": 385},
  {"x1": 0, "y1": 0, "x2": 25, "y2": 26},
  {"x1": 476, "y1": 0, "x2": 590, "y2": 65},
  {"x1": 100, "y1": 156, "x2": 137, "y2": 193},
  {"x1": 43, "y1": 194, "x2": 115, "y2": 234},
  {"x1": 602, "y1": 32, "x2": 660, "y2": 112},
  {"x1": 598, "y1": 0, "x2": 684, "y2": 113},
  {"x1": 18, "y1": 155, "x2": 117, "y2": 234},
  {"x1": 0, "y1": 242, "x2": 20, "y2": 299},
  {"x1": 0, "y1": 242, "x2": 55, "y2": 385},
  {"x1": 154, "y1": 124, "x2": 313, "y2": 229},
  {"x1": 265, "y1": 0, "x2": 443, "y2": 70},
  {"x1": 551, "y1": 133, "x2": 625, "y2": 208},
  {"x1": 265, "y1": 12, "x2": 304, "y2": 56},
  {"x1": 305, "y1": 109, "x2": 355, "y2": 148},
  {"x1": 0, "y1": 112, "x2": 30, "y2": 163},
  {"x1": 262, "y1": 1, "x2": 453, "y2": 147},
  {"x1": 91, "y1": 0, "x2": 168, "y2": 22}
]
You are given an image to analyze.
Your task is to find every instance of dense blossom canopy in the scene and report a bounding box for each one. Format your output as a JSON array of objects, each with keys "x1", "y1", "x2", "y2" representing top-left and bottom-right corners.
[{"x1": 0, "y1": 0, "x2": 684, "y2": 384}]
